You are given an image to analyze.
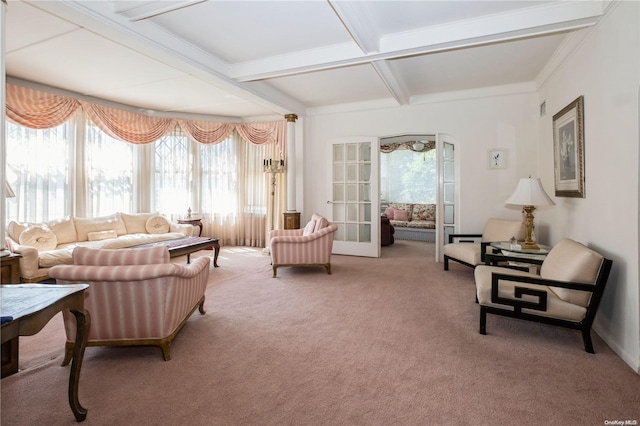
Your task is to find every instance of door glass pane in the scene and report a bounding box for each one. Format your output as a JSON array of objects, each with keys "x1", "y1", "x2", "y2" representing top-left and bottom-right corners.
[
  {"x1": 444, "y1": 162, "x2": 454, "y2": 181},
  {"x1": 359, "y1": 224, "x2": 371, "y2": 242},
  {"x1": 346, "y1": 164, "x2": 358, "y2": 181},
  {"x1": 346, "y1": 144, "x2": 358, "y2": 162},
  {"x1": 346, "y1": 223, "x2": 358, "y2": 242},
  {"x1": 359, "y1": 163, "x2": 371, "y2": 182},
  {"x1": 346, "y1": 204, "x2": 358, "y2": 221},
  {"x1": 444, "y1": 182, "x2": 454, "y2": 203},
  {"x1": 360, "y1": 204, "x2": 371, "y2": 222},
  {"x1": 333, "y1": 203, "x2": 345, "y2": 222},
  {"x1": 444, "y1": 204, "x2": 454, "y2": 224},
  {"x1": 359, "y1": 183, "x2": 370, "y2": 202},
  {"x1": 333, "y1": 184, "x2": 344, "y2": 202},
  {"x1": 333, "y1": 164, "x2": 344, "y2": 181},
  {"x1": 360, "y1": 144, "x2": 371, "y2": 162},
  {"x1": 346, "y1": 184, "x2": 358, "y2": 202},
  {"x1": 333, "y1": 144, "x2": 344, "y2": 162},
  {"x1": 444, "y1": 143, "x2": 454, "y2": 159}
]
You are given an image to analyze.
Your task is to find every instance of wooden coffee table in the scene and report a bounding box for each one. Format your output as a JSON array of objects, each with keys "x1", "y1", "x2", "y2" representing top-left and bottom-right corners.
[{"x1": 135, "y1": 237, "x2": 220, "y2": 267}]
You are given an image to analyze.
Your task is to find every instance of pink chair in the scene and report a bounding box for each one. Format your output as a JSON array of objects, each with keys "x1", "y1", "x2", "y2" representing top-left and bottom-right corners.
[
  {"x1": 269, "y1": 213, "x2": 338, "y2": 277},
  {"x1": 48, "y1": 245, "x2": 210, "y2": 362}
]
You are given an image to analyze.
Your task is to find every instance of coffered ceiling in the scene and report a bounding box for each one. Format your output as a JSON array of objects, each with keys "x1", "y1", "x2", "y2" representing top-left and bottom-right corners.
[{"x1": 4, "y1": 0, "x2": 606, "y2": 121}]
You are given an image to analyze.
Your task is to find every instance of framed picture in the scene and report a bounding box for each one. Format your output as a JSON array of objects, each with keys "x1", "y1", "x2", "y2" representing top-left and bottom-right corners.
[
  {"x1": 552, "y1": 96, "x2": 585, "y2": 197},
  {"x1": 487, "y1": 148, "x2": 507, "y2": 169}
]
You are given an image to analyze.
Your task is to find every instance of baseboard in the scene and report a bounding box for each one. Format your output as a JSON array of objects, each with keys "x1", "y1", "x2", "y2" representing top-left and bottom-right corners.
[{"x1": 593, "y1": 323, "x2": 640, "y2": 374}]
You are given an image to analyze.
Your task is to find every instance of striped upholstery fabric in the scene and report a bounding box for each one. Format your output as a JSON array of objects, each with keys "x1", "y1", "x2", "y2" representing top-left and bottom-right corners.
[
  {"x1": 269, "y1": 216, "x2": 338, "y2": 276},
  {"x1": 48, "y1": 246, "x2": 210, "y2": 360}
]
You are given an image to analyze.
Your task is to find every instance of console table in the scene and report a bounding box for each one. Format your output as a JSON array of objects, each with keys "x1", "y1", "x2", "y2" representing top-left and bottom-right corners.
[{"x1": 1, "y1": 284, "x2": 91, "y2": 422}]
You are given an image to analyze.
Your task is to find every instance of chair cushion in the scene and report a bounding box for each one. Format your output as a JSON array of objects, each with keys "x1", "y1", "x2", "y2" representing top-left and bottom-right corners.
[
  {"x1": 481, "y1": 218, "x2": 525, "y2": 242},
  {"x1": 475, "y1": 265, "x2": 587, "y2": 322},
  {"x1": 540, "y1": 239, "x2": 604, "y2": 307},
  {"x1": 443, "y1": 242, "x2": 481, "y2": 266}
]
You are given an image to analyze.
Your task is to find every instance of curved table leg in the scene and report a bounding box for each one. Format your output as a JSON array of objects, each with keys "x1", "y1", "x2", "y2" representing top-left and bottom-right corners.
[
  {"x1": 69, "y1": 308, "x2": 91, "y2": 422},
  {"x1": 213, "y1": 239, "x2": 220, "y2": 267}
]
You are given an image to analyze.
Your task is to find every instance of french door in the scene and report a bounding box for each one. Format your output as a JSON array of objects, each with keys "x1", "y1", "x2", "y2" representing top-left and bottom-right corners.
[{"x1": 329, "y1": 137, "x2": 380, "y2": 257}]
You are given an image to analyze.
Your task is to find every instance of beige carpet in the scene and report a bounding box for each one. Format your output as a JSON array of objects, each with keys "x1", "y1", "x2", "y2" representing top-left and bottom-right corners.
[{"x1": 2, "y1": 241, "x2": 639, "y2": 425}]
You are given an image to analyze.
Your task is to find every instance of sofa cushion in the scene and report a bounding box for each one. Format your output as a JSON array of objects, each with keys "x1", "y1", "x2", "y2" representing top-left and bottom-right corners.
[
  {"x1": 88, "y1": 230, "x2": 118, "y2": 241},
  {"x1": 384, "y1": 207, "x2": 395, "y2": 219},
  {"x1": 19, "y1": 226, "x2": 58, "y2": 251},
  {"x1": 411, "y1": 204, "x2": 435, "y2": 221},
  {"x1": 74, "y1": 213, "x2": 128, "y2": 241},
  {"x1": 121, "y1": 212, "x2": 156, "y2": 234},
  {"x1": 302, "y1": 219, "x2": 316, "y2": 236},
  {"x1": 540, "y1": 239, "x2": 604, "y2": 307},
  {"x1": 394, "y1": 209, "x2": 410, "y2": 221},
  {"x1": 47, "y1": 217, "x2": 78, "y2": 245},
  {"x1": 146, "y1": 215, "x2": 171, "y2": 234}
]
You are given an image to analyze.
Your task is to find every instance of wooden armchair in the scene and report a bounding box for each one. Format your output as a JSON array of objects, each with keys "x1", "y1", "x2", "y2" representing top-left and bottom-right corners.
[
  {"x1": 474, "y1": 238, "x2": 613, "y2": 353},
  {"x1": 443, "y1": 218, "x2": 525, "y2": 270}
]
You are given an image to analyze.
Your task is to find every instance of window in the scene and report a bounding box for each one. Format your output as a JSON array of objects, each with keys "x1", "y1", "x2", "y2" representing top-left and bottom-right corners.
[
  {"x1": 381, "y1": 149, "x2": 436, "y2": 204},
  {"x1": 6, "y1": 121, "x2": 74, "y2": 222},
  {"x1": 85, "y1": 123, "x2": 135, "y2": 217},
  {"x1": 153, "y1": 129, "x2": 192, "y2": 214}
]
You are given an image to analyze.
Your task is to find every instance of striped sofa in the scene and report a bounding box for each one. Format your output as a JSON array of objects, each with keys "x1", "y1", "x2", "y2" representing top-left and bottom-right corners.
[
  {"x1": 48, "y1": 245, "x2": 210, "y2": 362},
  {"x1": 269, "y1": 213, "x2": 338, "y2": 277}
]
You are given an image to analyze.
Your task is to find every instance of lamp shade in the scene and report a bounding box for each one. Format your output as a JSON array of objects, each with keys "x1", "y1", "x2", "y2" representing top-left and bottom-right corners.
[
  {"x1": 505, "y1": 178, "x2": 555, "y2": 206},
  {"x1": 5, "y1": 180, "x2": 15, "y2": 198}
]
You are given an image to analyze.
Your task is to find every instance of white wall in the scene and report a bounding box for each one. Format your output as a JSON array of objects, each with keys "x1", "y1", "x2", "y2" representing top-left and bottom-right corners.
[
  {"x1": 537, "y1": 1, "x2": 640, "y2": 372},
  {"x1": 301, "y1": 1, "x2": 640, "y2": 373},
  {"x1": 303, "y1": 92, "x2": 539, "y2": 231}
]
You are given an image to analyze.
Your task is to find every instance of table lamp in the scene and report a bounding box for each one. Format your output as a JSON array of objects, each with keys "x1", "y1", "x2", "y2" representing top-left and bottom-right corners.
[{"x1": 505, "y1": 177, "x2": 555, "y2": 250}]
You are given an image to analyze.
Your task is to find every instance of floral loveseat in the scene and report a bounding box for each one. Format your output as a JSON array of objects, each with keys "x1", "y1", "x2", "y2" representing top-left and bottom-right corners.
[
  {"x1": 5, "y1": 212, "x2": 193, "y2": 282},
  {"x1": 384, "y1": 203, "x2": 436, "y2": 241}
]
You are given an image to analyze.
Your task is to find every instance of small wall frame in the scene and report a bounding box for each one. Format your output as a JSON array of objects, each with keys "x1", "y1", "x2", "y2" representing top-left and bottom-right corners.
[{"x1": 487, "y1": 148, "x2": 507, "y2": 170}]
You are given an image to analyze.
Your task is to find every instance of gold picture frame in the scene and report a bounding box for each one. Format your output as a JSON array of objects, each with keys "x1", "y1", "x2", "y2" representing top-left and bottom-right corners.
[{"x1": 553, "y1": 96, "x2": 585, "y2": 198}]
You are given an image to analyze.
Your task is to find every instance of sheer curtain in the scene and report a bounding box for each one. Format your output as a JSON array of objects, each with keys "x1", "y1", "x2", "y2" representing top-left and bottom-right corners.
[{"x1": 5, "y1": 120, "x2": 74, "y2": 223}]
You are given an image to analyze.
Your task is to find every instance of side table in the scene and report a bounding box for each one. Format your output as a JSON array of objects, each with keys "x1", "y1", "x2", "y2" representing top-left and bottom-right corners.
[
  {"x1": 178, "y1": 218, "x2": 203, "y2": 237},
  {"x1": 1, "y1": 253, "x2": 22, "y2": 284}
]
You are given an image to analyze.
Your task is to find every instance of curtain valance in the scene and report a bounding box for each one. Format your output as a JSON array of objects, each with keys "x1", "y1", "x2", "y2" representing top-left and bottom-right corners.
[
  {"x1": 6, "y1": 83, "x2": 286, "y2": 153},
  {"x1": 380, "y1": 140, "x2": 435, "y2": 153}
]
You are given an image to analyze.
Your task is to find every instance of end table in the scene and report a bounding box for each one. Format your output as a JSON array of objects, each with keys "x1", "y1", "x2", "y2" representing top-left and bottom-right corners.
[{"x1": 178, "y1": 218, "x2": 203, "y2": 237}]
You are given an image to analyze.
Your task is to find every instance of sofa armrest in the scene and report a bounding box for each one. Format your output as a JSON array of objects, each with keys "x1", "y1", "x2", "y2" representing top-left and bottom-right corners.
[
  {"x1": 170, "y1": 222, "x2": 194, "y2": 236},
  {"x1": 6, "y1": 242, "x2": 40, "y2": 280},
  {"x1": 169, "y1": 257, "x2": 211, "y2": 278},
  {"x1": 270, "y1": 225, "x2": 337, "y2": 246}
]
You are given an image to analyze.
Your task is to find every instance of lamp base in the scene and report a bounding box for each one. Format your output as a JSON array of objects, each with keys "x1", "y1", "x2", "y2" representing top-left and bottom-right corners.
[{"x1": 520, "y1": 241, "x2": 540, "y2": 250}]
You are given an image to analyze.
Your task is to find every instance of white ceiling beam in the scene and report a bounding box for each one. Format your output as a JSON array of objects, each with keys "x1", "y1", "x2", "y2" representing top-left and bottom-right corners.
[
  {"x1": 327, "y1": 0, "x2": 380, "y2": 54},
  {"x1": 30, "y1": 0, "x2": 306, "y2": 116},
  {"x1": 370, "y1": 61, "x2": 408, "y2": 106},
  {"x1": 112, "y1": 0, "x2": 206, "y2": 22},
  {"x1": 230, "y1": 0, "x2": 604, "y2": 82}
]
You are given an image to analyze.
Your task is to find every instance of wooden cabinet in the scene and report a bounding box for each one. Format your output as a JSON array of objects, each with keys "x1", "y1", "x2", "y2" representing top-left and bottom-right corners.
[{"x1": 0, "y1": 253, "x2": 21, "y2": 284}]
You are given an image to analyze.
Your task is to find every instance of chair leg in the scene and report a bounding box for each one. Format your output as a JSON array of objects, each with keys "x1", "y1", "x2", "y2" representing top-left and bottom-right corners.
[
  {"x1": 444, "y1": 256, "x2": 449, "y2": 271},
  {"x1": 479, "y1": 306, "x2": 487, "y2": 335},
  {"x1": 582, "y1": 328, "x2": 595, "y2": 354},
  {"x1": 61, "y1": 341, "x2": 74, "y2": 366},
  {"x1": 325, "y1": 264, "x2": 331, "y2": 274},
  {"x1": 272, "y1": 265, "x2": 278, "y2": 278}
]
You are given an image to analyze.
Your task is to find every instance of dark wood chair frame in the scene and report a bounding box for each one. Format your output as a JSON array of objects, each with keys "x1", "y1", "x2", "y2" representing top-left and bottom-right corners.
[
  {"x1": 478, "y1": 253, "x2": 613, "y2": 353},
  {"x1": 443, "y1": 233, "x2": 492, "y2": 271}
]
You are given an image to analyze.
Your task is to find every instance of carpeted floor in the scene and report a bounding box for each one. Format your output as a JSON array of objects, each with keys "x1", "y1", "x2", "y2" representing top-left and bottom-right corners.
[{"x1": 2, "y1": 241, "x2": 639, "y2": 425}]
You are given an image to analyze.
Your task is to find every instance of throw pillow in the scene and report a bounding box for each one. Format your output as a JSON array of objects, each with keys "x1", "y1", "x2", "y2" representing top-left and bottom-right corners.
[
  {"x1": 302, "y1": 220, "x2": 316, "y2": 236},
  {"x1": 146, "y1": 215, "x2": 171, "y2": 234},
  {"x1": 121, "y1": 212, "x2": 156, "y2": 234},
  {"x1": 19, "y1": 226, "x2": 58, "y2": 251},
  {"x1": 394, "y1": 209, "x2": 409, "y2": 221},
  {"x1": 46, "y1": 217, "x2": 78, "y2": 245},
  {"x1": 7, "y1": 220, "x2": 30, "y2": 242},
  {"x1": 384, "y1": 207, "x2": 395, "y2": 219},
  {"x1": 87, "y1": 230, "x2": 118, "y2": 241}
]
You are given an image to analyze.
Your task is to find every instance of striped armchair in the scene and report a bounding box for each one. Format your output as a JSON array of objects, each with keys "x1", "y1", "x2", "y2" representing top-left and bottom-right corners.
[
  {"x1": 269, "y1": 213, "x2": 338, "y2": 277},
  {"x1": 48, "y1": 245, "x2": 210, "y2": 362}
]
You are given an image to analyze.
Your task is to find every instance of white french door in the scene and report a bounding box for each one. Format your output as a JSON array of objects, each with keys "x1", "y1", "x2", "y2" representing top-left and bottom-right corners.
[
  {"x1": 436, "y1": 134, "x2": 458, "y2": 261},
  {"x1": 329, "y1": 137, "x2": 380, "y2": 257}
]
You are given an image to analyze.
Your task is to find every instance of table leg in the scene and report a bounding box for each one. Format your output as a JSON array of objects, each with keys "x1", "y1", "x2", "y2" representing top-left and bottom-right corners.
[
  {"x1": 69, "y1": 308, "x2": 90, "y2": 422},
  {"x1": 213, "y1": 241, "x2": 220, "y2": 267}
]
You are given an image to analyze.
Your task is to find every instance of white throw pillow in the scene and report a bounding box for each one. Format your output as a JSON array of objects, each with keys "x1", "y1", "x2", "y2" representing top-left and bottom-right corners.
[
  {"x1": 146, "y1": 215, "x2": 171, "y2": 234},
  {"x1": 46, "y1": 217, "x2": 78, "y2": 245},
  {"x1": 302, "y1": 220, "x2": 316, "y2": 236},
  {"x1": 121, "y1": 212, "x2": 156, "y2": 234},
  {"x1": 19, "y1": 226, "x2": 58, "y2": 251}
]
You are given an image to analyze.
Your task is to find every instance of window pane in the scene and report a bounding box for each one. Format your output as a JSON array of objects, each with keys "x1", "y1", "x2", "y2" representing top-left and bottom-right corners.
[
  {"x1": 380, "y1": 148, "x2": 436, "y2": 204},
  {"x1": 85, "y1": 124, "x2": 134, "y2": 216},
  {"x1": 6, "y1": 122, "x2": 73, "y2": 222},
  {"x1": 154, "y1": 129, "x2": 191, "y2": 214}
]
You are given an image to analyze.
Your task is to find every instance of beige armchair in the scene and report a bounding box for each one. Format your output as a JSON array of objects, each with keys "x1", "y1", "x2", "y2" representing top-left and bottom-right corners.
[
  {"x1": 48, "y1": 245, "x2": 210, "y2": 362},
  {"x1": 443, "y1": 218, "x2": 525, "y2": 270},
  {"x1": 475, "y1": 238, "x2": 613, "y2": 353}
]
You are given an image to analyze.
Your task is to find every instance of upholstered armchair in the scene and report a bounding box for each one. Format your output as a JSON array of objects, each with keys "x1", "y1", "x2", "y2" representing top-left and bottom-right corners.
[
  {"x1": 269, "y1": 213, "x2": 338, "y2": 277},
  {"x1": 443, "y1": 217, "x2": 526, "y2": 270},
  {"x1": 48, "y1": 245, "x2": 210, "y2": 363},
  {"x1": 475, "y1": 238, "x2": 613, "y2": 353}
]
